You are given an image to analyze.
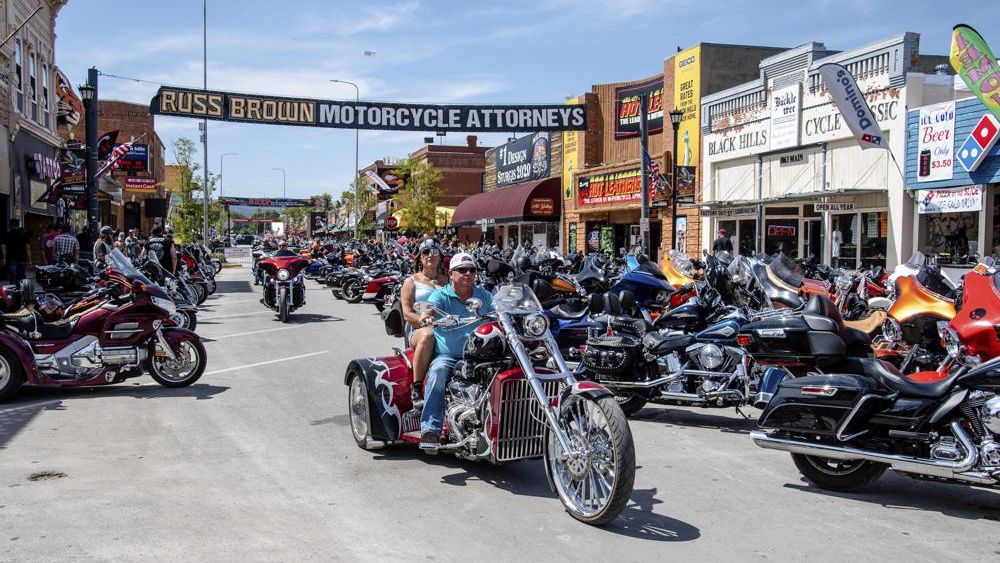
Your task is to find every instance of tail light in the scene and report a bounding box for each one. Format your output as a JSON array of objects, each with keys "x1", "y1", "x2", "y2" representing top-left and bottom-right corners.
[{"x1": 736, "y1": 334, "x2": 754, "y2": 347}]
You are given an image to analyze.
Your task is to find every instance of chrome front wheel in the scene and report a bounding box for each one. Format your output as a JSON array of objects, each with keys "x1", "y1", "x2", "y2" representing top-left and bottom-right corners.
[
  {"x1": 348, "y1": 372, "x2": 374, "y2": 449},
  {"x1": 149, "y1": 338, "x2": 206, "y2": 387},
  {"x1": 545, "y1": 395, "x2": 635, "y2": 525}
]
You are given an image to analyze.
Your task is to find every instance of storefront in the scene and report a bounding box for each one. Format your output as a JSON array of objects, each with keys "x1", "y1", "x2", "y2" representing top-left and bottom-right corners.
[
  {"x1": 451, "y1": 177, "x2": 562, "y2": 247},
  {"x1": 571, "y1": 166, "x2": 663, "y2": 255},
  {"x1": 905, "y1": 97, "x2": 1000, "y2": 267},
  {"x1": 699, "y1": 35, "x2": 931, "y2": 269},
  {"x1": 11, "y1": 130, "x2": 60, "y2": 260}
]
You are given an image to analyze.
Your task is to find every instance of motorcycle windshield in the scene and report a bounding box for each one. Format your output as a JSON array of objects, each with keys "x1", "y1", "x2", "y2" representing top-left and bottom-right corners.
[
  {"x1": 668, "y1": 250, "x2": 695, "y2": 277},
  {"x1": 493, "y1": 283, "x2": 543, "y2": 314},
  {"x1": 904, "y1": 252, "x2": 927, "y2": 269},
  {"x1": 107, "y1": 249, "x2": 153, "y2": 285}
]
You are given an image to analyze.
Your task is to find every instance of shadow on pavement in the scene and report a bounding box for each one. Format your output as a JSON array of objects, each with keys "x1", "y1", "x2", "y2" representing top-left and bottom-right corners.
[
  {"x1": 287, "y1": 313, "x2": 343, "y2": 324},
  {"x1": 0, "y1": 384, "x2": 229, "y2": 449},
  {"x1": 783, "y1": 474, "x2": 1000, "y2": 521},
  {"x1": 630, "y1": 407, "x2": 756, "y2": 435},
  {"x1": 602, "y1": 487, "x2": 701, "y2": 542},
  {"x1": 214, "y1": 281, "x2": 253, "y2": 293}
]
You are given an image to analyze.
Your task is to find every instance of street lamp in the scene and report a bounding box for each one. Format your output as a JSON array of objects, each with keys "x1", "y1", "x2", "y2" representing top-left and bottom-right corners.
[
  {"x1": 330, "y1": 79, "x2": 360, "y2": 239},
  {"x1": 272, "y1": 167, "x2": 286, "y2": 198},
  {"x1": 669, "y1": 108, "x2": 684, "y2": 251},
  {"x1": 78, "y1": 69, "x2": 99, "y2": 237},
  {"x1": 202, "y1": 0, "x2": 210, "y2": 242}
]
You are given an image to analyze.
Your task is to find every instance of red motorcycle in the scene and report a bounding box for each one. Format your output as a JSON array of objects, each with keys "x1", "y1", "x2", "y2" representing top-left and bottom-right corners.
[
  {"x1": 0, "y1": 250, "x2": 207, "y2": 402},
  {"x1": 345, "y1": 283, "x2": 635, "y2": 525},
  {"x1": 257, "y1": 254, "x2": 310, "y2": 322}
]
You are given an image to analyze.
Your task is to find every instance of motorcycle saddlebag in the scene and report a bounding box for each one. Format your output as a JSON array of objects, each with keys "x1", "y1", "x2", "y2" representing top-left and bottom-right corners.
[
  {"x1": 757, "y1": 373, "x2": 891, "y2": 437},
  {"x1": 739, "y1": 315, "x2": 813, "y2": 367},
  {"x1": 382, "y1": 298, "x2": 404, "y2": 338}
]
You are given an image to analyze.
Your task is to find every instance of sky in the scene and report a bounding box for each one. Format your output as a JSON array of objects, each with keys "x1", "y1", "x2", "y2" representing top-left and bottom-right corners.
[{"x1": 54, "y1": 0, "x2": 1000, "y2": 202}]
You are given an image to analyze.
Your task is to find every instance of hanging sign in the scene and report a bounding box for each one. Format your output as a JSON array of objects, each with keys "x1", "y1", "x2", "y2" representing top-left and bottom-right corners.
[
  {"x1": 815, "y1": 202, "x2": 855, "y2": 212},
  {"x1": 577, "y1": 168, "x2": 642, "y2": 206},
  {"x1": 917, "y1": 101, "x2": 955, "y2": 182},
  {"x1": 149, "y1": 86, "x2": 587, "y2": 132},
  {"x1": 917, "y1": 185, "x2": 983, "y2": 214},
  {"x1": 124, "y1": 177, "x2": 158, "y2": 193},
  {"x1": 495, "y1": 133, "x2": 551, "y2": 187},
  {"x1": 818, "y1": 63, "x2": 884, "y2": 149},
  {"x1": 614, "y1": 77, "x2": 664, "y2": 139},
  {"x1": 769, "y1": 84, "x2": 801, "y2": 151},
  {"x1": 700, "y1": 206, "x2": 757, "y2": 217},
  {"x1": 218, "y1": 196, "x2": 313, "y2": 207},
  {"x1": 957, "y1": 114, "x2": 1000, "y2": 172}
]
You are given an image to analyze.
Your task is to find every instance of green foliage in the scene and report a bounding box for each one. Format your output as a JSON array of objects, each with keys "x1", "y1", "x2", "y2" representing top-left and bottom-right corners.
[
  {"x1": 392, "y1": 157, "x2": 442, "y2": 233},
  {"x1": 167, "y1": 137, "x2": 224, "y2": 243}
]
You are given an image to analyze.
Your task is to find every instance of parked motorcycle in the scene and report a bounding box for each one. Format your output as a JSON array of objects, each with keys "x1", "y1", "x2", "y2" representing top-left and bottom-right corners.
[
  {"x1": 0, "y1": 249, "x2": 207, "y2": 402},
  {"x1": 345, "y1": 283, "x2": 635, "y2": 525}
]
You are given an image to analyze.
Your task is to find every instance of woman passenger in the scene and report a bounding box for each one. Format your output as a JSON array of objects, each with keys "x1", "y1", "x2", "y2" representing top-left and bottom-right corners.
[{"x1": 401, "y1": 239, "x2": 448, "y2": 406}]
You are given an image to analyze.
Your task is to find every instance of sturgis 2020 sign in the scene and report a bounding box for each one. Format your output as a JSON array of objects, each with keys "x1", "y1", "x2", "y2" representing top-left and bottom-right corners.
[{"x1": 150, "y1": 87, "x2": 587, "y2": 132}]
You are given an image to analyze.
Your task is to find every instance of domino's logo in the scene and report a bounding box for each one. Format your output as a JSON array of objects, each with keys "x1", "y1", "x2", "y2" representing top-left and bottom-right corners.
[
  {"x1": 861, "y1": 134, "x2": 882, "y2": 145},
  {"x1": 957, "y1": 114, "x2": 1000, "y2": 173}
]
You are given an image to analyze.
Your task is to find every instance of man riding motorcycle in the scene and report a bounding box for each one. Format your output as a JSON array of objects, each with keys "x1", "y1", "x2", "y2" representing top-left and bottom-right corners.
[
  {"x1": 272, "y1": 240, "x2": 297, "y2": 257},
  {"x1": 417, "y1": 252, "x2": 494, "y2": 453}
]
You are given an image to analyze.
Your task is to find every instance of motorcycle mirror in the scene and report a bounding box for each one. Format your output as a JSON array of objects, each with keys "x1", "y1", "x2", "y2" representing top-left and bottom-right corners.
[{"x1": 464, "y1": 298, "x2": 482, "y2": 313}]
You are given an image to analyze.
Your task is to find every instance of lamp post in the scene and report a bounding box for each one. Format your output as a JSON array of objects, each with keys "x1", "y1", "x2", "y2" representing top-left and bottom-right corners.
[
  {"x1": 330, "y1": 79, "x2": 360, "y2": 239},
  {"x1": 202, "y1": 0, "x2": 210, "y2": 242},
  {"x1": 220, "y1": 152, "x2": 236, "y2": 239},
  {"x1": 78, "y1": 69, "x2": 98, "y2": 237},
  {"x1": 669, "y1": 108, "x2": 684, "y2": 251},
  {"x1": 272, "y1": 167, "x2": 286, "y2": 198}
]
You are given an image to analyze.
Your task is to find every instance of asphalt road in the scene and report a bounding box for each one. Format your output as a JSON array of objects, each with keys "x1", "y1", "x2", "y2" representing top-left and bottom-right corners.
[{"x1": 2, "y1": 267, "x2": 999, "y2": 562}]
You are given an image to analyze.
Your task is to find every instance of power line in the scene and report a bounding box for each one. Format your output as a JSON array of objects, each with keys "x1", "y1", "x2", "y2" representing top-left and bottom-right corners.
[{"x1": 97, "y1": 71, "x2": 189, "y2": 88}]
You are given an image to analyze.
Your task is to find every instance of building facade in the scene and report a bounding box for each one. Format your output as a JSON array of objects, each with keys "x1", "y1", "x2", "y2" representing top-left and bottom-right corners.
[{"x1": 700, "y1": 33, "x2": 949, "y2": 269}]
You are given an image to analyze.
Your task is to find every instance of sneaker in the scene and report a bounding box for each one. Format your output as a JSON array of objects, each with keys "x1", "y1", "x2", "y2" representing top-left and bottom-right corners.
[{"x1": 419, "y1": 430, "x2": 439, "y2": 454}]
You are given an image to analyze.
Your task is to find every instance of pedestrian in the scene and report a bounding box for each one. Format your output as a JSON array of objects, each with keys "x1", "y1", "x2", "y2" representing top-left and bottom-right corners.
[
  {"x1": 1, "y1": 219, "x2": 33, "y2": 285},
  {"x1": 42, "y1": 223, "x2": 59, "y2": 264},
  {"x1": 712, "y1": 228, "x2": 733, "y2": 254},
  {"x1": 53, "y1": 223, "x2": 80, "y2": 262},
  {"x1": 114, "y1": 231, "x2": 127, "y2": 252},
  {"x1": 142, "y1": 226, "x2": 177, "y2": 274},
  {"x1": 124, "y1": 229, "x2": 140, "y2": 259},
  {"x1": 93, "y1": 226, "x2": 114, "y2": 266}
]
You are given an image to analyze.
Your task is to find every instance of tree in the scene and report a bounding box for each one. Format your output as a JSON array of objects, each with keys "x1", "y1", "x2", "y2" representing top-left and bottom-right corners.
[
  {"x1": 167, "y1": 137, "x2": 224, "y2": 243},
  {"x1": 392, "y1": 157, "x2": 442, "y2": 234},
  {"x1": 338, "y1": 177, "x2": 377, "y2": 233}
]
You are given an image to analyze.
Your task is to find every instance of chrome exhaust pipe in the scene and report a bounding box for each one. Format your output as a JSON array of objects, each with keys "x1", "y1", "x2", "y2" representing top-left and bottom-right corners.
[
  {"x1": 751, "y1": 421, "x2": 981, "y2": 480},
  {"x1": 599, "y1": 371, "x2": 681, "y2": 389},
  {"x1": 658, "y1": 391, "x2": 706, "y2": 404}
]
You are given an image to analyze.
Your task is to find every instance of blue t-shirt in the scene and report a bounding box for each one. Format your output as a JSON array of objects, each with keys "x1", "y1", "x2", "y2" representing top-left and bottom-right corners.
[{"x1": 428, "y1": 284, "x2": 494, "y2": 357}]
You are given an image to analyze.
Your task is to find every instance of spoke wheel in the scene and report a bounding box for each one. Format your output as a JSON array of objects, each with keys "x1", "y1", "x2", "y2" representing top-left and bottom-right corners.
[
  {"x1": 791, "y1": 453, "x2": 886, "y2": 492},
  {"x1": 149, "y1": 339, "x2": 206, "y2": 387},
  {"x1": 348, "y1": 372, "x2": 374, "y2": 449},
  {"x1": 546, "y1": 395, "x2": 635, "y2": 525}
]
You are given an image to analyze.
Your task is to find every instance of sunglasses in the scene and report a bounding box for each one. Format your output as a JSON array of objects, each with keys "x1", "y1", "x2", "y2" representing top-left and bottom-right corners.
[
  {"x1": 452, "y1": 267, "x2": 477, "y2": 275},
  {"x1": 421, "y1": 248, "x2": 441, "y2": 256}
]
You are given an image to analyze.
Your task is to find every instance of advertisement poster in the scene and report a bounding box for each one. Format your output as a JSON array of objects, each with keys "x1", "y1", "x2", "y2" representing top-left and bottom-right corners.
[
  {"x1": 917, "y1": 101, "x2": 955, "y2": 182},
  {"x1": 562, "y1": 96, "x2": 582, "y2": 200},
  {"x1": 917, "y1": 185, "x2": 983, "y2": 214},
  {"x1": 309, "y1": 211, "x2": 328, "y2": 234},
  {"x1": 950, "y1": 24, "x2": 1000, "y2": 123},
  {"x1": 600, "y1": 226, "x2": 615, "y2": 254},
  {"x1": 676, "y1": 166, "x2": 697, "y2": 203},
  {"x1": 769, "y1": 84, "x2": 801, "y2": 151},
  {"x1": 614, "y1": 77, "x2": 663, "y2": 139},
  {"x1": 674, "y1": 46, "x2": 701, "y2": 167},
  {"x1": 115, "y1": 143, "x2": 149, "y2": 172},
  {"x1": 124, "y1": 177, "x2": 158, "y2": 193},
  {"x1": 495, "y1": 132, "x2": 550, "y2": 187},
  {"x1": 577, "y1": 168, "x2": 642, "y2": 207}
]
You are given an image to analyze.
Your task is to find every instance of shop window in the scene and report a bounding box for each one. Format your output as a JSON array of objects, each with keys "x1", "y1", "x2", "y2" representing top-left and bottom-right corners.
[
  {"x1": 860, "y1": 211, "x2": 887, "y2": 268},
  {"x1": 738, "y1": 219, "x2": 757, "y2": 255},
  {"x1": 29, "y1": 51, "x2": 37, "y2": 121},
  {"x1": 764, "y1": 219, "x2": 798, "y2": 258},
  {"x1": 920, "y1": 211, "x2": 980, "y2": 265},
  {"x1": 766, "y1": 206, "x2": 798, "y2": 216},
  {"x1": 567, "y1": 222, "x2": 577, "y2": 253},
  {"x1": 14, "y1": 40, "x2": 23, "y2": 113},
  {"x1": 802, "y1": 204, "x2": 820, "y2": 218},
  {"x1": 718, "y1": 220, "x2": 737, "y2": 250},
  {"x1": 831, "y1": 214, "x2": 858, "y2": 269},
  {"x1": 41, "y1": 63, "x2": 50, "y2": 129}
]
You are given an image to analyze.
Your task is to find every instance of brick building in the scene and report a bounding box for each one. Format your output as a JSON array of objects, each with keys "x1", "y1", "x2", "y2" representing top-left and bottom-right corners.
[
  {"x1": 562, "y1": 43, "x2": 786, "y2": 260},
  {"x1": 67, "y1": 100, "x2": 167, "y2": 234}
]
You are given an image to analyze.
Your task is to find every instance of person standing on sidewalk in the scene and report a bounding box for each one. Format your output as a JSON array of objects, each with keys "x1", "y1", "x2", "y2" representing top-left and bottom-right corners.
[
  {"x1": 1, "y1": 219, "x2": 33, "y2": 284},
  {"x1": 42, "y1": 223, "x2": 59, "y2": 264},
  {"x1": 52, "y1": 224, "x2": 80, "y2": 262}
]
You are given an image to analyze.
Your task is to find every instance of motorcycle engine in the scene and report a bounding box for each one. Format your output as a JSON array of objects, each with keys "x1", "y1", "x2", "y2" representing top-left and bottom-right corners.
[{"x1": 444, "y1": 360, "x2": 498, "y2": 455}]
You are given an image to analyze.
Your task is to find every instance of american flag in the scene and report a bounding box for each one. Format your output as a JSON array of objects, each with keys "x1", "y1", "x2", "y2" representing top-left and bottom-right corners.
[
  {"x1": 642, "y1": 150, "x2": 669, "y2": 197},
  {"x1": 94, "y1": 141, "x2": 133, "y2": 180}
]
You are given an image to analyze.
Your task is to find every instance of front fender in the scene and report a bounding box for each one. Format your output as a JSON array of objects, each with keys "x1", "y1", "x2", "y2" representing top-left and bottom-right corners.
[
  {"x1": 159, "y1": 327, "x2": 201, "y2": 353},
  {"x1": 0, "y1": 330, "x2": 40, "y2": 383},
  {"x1": 345, "y1": 355, "x2": 414, "y2": 441},
  {"x1": 558, "y1": 381, "x2": 614, "y2": 416}
]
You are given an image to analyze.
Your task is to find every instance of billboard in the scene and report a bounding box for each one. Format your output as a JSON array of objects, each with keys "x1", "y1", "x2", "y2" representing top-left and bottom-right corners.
[
  {"x1": 562, "y1": 96, "x2": 583, "y2": 200},
  {"x1": 614, "y1": 77, "x2": 663, "y2": 139},
  {"x1": 674, "y1": 46, "x2": 701, "y2": 168},
  {"x1": 495, "y1": 132, "x2": 551, "y2": 187},
  {"x1": 577, "y1": 168, "x2": 642, "y2": 207}
]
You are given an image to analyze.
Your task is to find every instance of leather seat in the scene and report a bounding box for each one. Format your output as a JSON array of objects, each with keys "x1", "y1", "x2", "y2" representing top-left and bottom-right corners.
[
  {"x1": 841, "y1": 357, "x2": 955, "y2": 398},
  {"x1": 549, "y1": 304, "x2": 590, "y2": 321},
  {"x1": 642, "y1": 331, "x2": 693, "y2": 355},
  {"x1": 1, "y1": 308, "x2": 79, "y2": 340},
  {"x1": 844, "y1": 311, "x2": 886, "y2": 336},
  {"x1": 37, "y1": 316, "x2": 78, "y2": 340}
]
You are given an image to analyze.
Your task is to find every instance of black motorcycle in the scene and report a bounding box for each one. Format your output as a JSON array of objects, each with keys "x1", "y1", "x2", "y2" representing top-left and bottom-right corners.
[{"x1": 741, "y1": 294, "x2": 1000, "y2": 492}]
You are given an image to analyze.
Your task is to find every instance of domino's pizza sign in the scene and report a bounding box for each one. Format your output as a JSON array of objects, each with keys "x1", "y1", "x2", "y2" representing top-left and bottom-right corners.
[{"x1": 957, "y1": 114, "x2": 1000, "y2": 173}]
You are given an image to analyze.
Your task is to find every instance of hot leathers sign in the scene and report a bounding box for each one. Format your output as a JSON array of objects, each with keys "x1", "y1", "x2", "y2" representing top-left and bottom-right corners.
[
  {"x1": 577, "y1": 168, "x2": 642, "y2": 206},
  {"x1": 150, "y1": 87, "x2": 587, "y2": 132},
  {"x1": 496, "y1": 133, "x2": 551, "y2": 187},
  {"x1": 615, "y1": 77, "x2": 664, "y2": 139}
]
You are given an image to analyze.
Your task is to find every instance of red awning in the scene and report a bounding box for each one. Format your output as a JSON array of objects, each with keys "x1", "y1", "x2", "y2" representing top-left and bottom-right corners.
[{"x1": 451, "y1": 177, "x2": 561, "y2": 227}]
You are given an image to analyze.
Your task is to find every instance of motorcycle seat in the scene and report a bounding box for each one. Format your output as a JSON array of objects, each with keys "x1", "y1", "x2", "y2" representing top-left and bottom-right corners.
[
  {"x1": 843, "y1": 311, "x2": 886, "y2": 336},
  {"x1": 1, "y1": 308, "x2": 79, "y2": 339},
  {"x1": 840, "y1": 357, "x2": 954, "y2": 398},
  {"x1": 642, "y1": 331, "x2": 694, "y2": 355},
  {"x1": 549, "y1": 304, "x2": 590, "y2": 321}
]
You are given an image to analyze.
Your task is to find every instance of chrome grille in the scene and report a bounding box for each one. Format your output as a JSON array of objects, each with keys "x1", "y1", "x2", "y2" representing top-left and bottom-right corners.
[{"x1": 496, "y1": 379, "x2": 563, "y2": 462}]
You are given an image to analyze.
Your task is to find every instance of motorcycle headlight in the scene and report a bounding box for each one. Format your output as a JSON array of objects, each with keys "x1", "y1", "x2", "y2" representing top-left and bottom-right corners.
[
  {"x1": 151, "y1": 296, "x2": 177, "y2": 315},
  {"x1": 882, "y1": 317, "x2": 901, "y2": 343},
  {"x1": 937, "y1": 322, "x2": 966, "y2": 361},
  {"x1": 277, "y1": 269, "x2": 290, "y2": 281},
  {"x1": 523, "y1": 313, "x2": 549, "y2": 338},
  {"x1": 696, "y1": 344, "x2": 725, "y2": 370}
]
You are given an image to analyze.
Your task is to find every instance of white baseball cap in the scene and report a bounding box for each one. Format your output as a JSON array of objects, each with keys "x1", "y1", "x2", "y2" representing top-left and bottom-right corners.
[{"x1": 449, "y1": 252, "x2": 478, "y2": 270}]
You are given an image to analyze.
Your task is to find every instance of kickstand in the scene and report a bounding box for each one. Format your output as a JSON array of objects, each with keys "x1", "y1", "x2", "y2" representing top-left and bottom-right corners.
[{"x1": 735, "y1": 406, "x2": 751, "y2": 420}]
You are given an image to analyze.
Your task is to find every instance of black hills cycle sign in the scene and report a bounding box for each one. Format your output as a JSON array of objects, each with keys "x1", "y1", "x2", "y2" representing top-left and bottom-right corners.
[{"x1": 149, "y1": 86, "x2": 586, "y2": 132}]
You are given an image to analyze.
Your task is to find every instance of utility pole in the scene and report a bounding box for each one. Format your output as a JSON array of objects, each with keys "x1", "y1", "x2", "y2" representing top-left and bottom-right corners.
[
  {"x1": 202, "y1": 0, "x2": 210, "y2": 242},
  {"x1": 639, "y1": 93, "x2": 650, "y2": 257}
]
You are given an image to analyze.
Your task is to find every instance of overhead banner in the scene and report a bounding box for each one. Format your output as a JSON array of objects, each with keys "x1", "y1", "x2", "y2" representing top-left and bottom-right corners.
[
  {"x1": 149, "y1": 86, "x2": 587, "y2": 132},
  {"x1": 496, "y1": 132, "x2": 550, "y2": 187},
  {"x1": 577, "y1": 168, "x2": 642, "y2": 207},
  {"x1": 950, "y1": 24, "x2": 1000, "y2": 122},
  {"x1": 917, "y1": 101, "x2": 955, "y2": 183},
  {"x1": 818, "y1": 63, "x2": 884, "y2": 149},
  {"x1": 219, "y1": 196, "x2": 314, "y2": 208},
  {"x1": 917, "y1": 185, "x2": 983, "y2": 214},
  {"x1": 674, "y1": 46, "x2": 701, "y2": 168},
  {"x1": 614, "y1": 77, "x2": 663, "y2": 139}
]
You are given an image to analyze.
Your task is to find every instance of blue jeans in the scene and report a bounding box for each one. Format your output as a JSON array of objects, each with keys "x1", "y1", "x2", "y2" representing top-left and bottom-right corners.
[
  {"x1": 6, "y1": 261, "x2": 26, "y2": 285},
  {"x1": 420, "y1": 355, "x2": 460, "y2": 435}
]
